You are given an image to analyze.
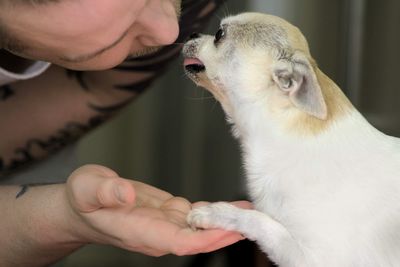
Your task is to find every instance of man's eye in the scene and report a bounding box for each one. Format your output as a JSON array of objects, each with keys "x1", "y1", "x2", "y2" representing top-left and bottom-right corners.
[{"x1": 214, "y1": 28, "x2": 225, "y2": 44}]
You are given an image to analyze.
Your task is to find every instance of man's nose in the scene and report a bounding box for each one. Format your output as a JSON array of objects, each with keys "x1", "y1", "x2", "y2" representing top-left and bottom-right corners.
[{"x1": 136, "y1": 2, "x2": 180, "y2": 46}]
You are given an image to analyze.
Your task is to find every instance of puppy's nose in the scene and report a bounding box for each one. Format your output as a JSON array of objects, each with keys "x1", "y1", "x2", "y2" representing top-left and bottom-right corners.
[{"x1": 188, "y1": 32, "x2": 201, "y2": 40}]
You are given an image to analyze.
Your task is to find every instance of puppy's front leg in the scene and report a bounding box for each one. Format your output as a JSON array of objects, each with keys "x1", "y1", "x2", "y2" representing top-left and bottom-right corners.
[{"x1": 187, "y1": 202, "x2": 307, "y2": 267}]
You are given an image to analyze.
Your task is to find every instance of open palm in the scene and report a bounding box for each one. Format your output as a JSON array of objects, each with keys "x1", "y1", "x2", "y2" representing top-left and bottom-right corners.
[{"x1": 66, "y1": 165, "x2": 250, "y2": 256}]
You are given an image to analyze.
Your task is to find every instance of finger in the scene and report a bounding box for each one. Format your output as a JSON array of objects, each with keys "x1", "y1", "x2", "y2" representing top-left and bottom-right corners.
[
  {"x1": 95, "y1": 178, "x2": 136, "y2": 209},
  {"x1": 133, "y1": 246, "x2": 168, "y2": 257},
  {"x1": 201, "y1": 231, "x2": 245, "y2": 253},
  {"x1": 162, "y1": 197, "x2": 192, "y2": 213},
  {"x1": 69, "y1": 166, "x2": 136, "y2": 212},
  {"x1": 192, "y1": 200, "x2": 253, "y2": 210},
  {"x1": 192, "y1": 201, "x2": 211, "y2": 208},
  {"x1": 188, "y1": 229, "x2": 244, "y2": 253},
  {"x1": 172, "y1": 228, "x2": 243, "y2": 255},
  {"x1": 230, "y1": 200, "x2": 254, "y2": 209},
  {"x1": 161, "y1": 197, "x2": 193, "y2": 227},
  {"x1": 131, "y1": 181, "x2": 174, "y2": 208}
]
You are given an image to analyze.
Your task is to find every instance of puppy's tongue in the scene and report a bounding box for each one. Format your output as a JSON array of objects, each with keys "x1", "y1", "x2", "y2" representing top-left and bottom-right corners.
[{"x1": 183, "y1": 58, "x2": 204, "y2": 67}]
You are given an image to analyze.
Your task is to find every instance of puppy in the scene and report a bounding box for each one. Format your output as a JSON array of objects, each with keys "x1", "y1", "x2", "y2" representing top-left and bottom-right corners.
[{"x1": 182, "y1": 13, "x2": 400, "y2": 267}]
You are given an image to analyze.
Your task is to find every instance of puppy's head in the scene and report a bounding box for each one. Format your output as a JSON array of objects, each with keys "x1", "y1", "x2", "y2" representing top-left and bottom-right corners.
[{"x1": 183, "y1": 13, "x2": 344, "y2": 134}]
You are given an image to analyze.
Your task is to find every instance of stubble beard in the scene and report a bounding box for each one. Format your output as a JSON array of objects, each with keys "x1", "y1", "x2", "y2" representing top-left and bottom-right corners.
[{"x1": 127, "y1": 0, "x2": 182, "y2": 59}]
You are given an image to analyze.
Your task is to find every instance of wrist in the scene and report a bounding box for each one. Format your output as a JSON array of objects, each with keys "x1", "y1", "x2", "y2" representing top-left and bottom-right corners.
[
  {"x1": 16, "y1": 184, "x2": 87, "y2": 265},
  {"x1": 0, "y1": 184, "x2": 87, "y2": 267},
  {"x1": 33, "y1": 184, "x2": 88, "y2": 247}
]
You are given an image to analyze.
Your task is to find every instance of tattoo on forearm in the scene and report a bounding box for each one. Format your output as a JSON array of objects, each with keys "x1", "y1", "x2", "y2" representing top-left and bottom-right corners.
[
  {"x1": 66, "y1": 70, "x2": 89, "y2": 91},
  {"x1": 15, "y1": 185, "x2": 29, "y2": 198},
  {"x1": 113, "y1": 76, "x2": 157, "y2": 94},
  {"x1": 15, "y1": 182, "x2": 64, "y2": 199},
  {"x1": 0, "y1": 116, "x2": 105, "y2": 176},
  {"x1": 0, "y1": 84, "x2": 15, "y2": 100},
  {"x1": 88, "y1": 97, "x2": 136, "y2": 113}
]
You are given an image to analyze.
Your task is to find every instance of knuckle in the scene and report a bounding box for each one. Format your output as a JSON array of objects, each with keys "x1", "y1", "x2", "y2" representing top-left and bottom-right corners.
[
  {"x1": 163, "y1": 196, "x2": 192, "y2": 212},
  {"x1": 96, "y1": 178, "x2": 120, "y2": 204}
]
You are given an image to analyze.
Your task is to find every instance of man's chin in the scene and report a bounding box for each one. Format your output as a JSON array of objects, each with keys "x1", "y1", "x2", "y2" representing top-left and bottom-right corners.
[{"x1": 57, "y1": 47, "x2": 165, "y2": 70}]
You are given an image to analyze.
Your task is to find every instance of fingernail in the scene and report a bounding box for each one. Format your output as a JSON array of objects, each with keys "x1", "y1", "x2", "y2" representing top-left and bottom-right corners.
[{"x1": 115, "y1": 185, "x2": 126, "y2": 204}]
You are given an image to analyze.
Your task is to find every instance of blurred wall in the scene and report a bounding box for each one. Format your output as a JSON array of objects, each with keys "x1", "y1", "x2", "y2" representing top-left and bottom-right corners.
[{"x1": 360, "y1": 0, "x2": 400, "y2": 135}]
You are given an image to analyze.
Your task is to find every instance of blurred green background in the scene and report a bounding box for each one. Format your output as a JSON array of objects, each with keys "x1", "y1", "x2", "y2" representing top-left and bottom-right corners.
[{"x1": 53, "y1": 0, "x2": 400, "y2": 266}]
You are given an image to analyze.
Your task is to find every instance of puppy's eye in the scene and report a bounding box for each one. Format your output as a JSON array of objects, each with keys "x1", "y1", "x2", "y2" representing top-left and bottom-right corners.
[{"x1": 214, "y1": 28, "x2": 225, "y2": 44}]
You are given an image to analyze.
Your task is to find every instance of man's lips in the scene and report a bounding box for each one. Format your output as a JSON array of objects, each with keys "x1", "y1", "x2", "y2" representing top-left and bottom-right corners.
[{"x1": 184, "y1": 58, "x2": 205, "y2": 73}]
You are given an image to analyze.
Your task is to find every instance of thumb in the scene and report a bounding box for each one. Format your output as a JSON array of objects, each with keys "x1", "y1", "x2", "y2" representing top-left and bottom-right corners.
[{"x1": 67, "y1": 165, "x2": 136, "y2": 213}]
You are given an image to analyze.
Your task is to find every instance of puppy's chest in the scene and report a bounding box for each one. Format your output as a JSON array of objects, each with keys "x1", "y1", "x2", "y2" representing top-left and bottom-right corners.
[
  {"x1": 248, "y1": 176, "x2": 315, "y2": 222},
  {"x1": 245, "y1": 163, "x2": 361, "y2": 229}
]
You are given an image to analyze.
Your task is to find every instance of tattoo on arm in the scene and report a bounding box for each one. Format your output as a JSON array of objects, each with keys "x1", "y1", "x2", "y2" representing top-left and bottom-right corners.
[
  {"x1": 0, "y1": 84, "x2": 15, "y2": 100},
  {"x1": 15, "y1": 185, "x2": 29, "y2": 198},
  {"x1": 0, "y1": 117, "x2": 105, "y2": 176},
  {"x1": 66, "y1": 70, "x2": 89, "y2": 91},
  {"x1": 15, "y1": 182, "x2": 64, "y2": 199}
]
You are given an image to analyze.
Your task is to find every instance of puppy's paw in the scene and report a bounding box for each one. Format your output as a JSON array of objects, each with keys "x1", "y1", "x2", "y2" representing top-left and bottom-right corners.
[{"x1": 187, "y1": 202, "x2": 241, "y2": 231}]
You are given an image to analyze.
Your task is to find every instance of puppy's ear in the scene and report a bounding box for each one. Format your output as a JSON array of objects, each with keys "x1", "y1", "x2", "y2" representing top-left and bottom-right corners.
[{"x1": 272, "y1": 52, "x2": 328, "y2": 120}]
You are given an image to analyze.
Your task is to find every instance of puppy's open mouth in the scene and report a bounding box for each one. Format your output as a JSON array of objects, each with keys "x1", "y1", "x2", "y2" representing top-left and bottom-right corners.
[{"x1": 184, "y1": 58, "x2": 205, "y2": 73}]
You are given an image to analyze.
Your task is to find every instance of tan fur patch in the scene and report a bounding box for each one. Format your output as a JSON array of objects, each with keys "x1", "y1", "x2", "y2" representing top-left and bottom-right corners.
[{"x1": 285, "y1": 67, "x2": 354, "y2": 136}]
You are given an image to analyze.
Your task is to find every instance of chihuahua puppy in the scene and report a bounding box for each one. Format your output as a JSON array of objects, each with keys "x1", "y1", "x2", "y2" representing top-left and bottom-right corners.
[{"x1": 182, "y1": 13, "x2": 400, "y2": 267}]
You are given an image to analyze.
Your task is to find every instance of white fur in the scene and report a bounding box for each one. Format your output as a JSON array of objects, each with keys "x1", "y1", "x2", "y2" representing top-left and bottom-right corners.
[{"x1": 185, "y1": 13, "x2": 400, "y2": 267}]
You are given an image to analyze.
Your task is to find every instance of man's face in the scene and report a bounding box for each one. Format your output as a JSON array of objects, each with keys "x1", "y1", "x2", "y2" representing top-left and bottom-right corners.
[{"x1": 2, "y1": 0, "x2": 182, "y2": 70}]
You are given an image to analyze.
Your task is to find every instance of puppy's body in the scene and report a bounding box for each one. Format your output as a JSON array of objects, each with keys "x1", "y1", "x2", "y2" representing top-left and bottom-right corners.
[{"x1": 183, "y1": 13, "x2": 400, "y2": 267}]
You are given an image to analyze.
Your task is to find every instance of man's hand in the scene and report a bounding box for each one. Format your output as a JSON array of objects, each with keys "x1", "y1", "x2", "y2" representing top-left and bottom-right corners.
[{"x1": 66, "y1": 164, "x2": 251, "y2": 256}]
